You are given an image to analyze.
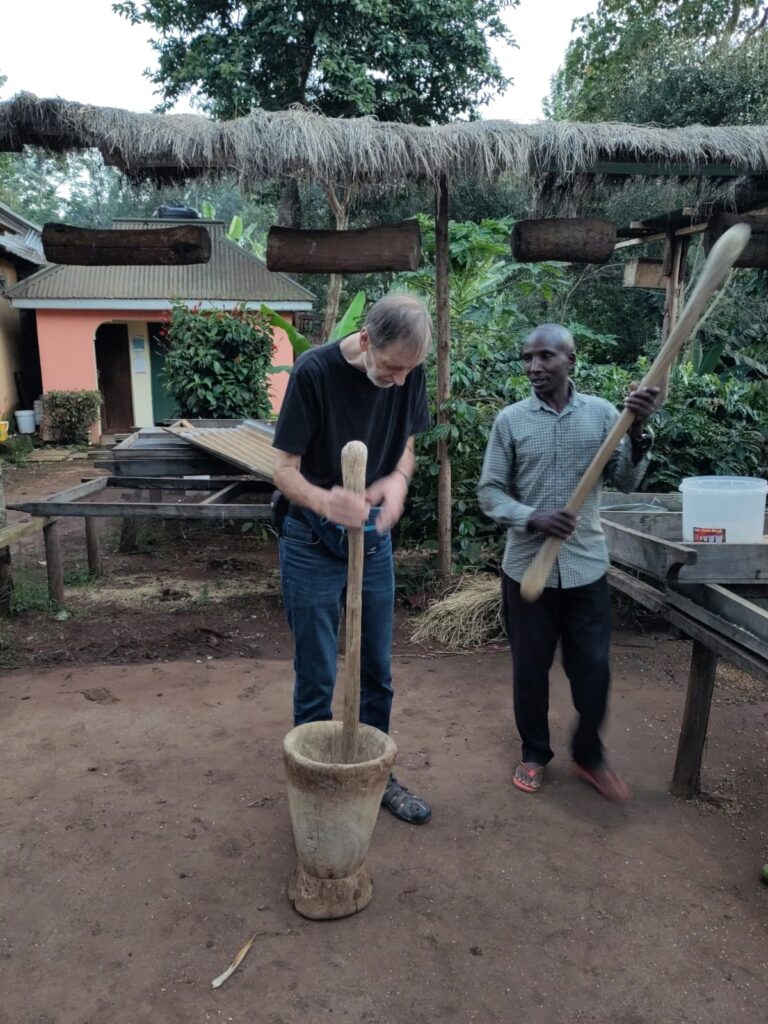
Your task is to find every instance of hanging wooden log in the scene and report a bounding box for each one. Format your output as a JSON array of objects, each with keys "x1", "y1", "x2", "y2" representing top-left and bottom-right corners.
[
  {"x1": 42, "y1": 223, "x2": 211, "y2": 266},
  {"x1": 512, "y1": 218, "x2": 617, "y2": 264},
  {"x1": 266, "y1": 221, "x2": 421, "y2": 273},
  {"x1": 703, "y1": 213, "x2": 768, "y2": 268}
]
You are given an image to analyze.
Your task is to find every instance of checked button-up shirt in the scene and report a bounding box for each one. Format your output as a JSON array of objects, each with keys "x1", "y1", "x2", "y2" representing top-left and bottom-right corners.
[{"x1": 478, "y1": 386, "x2": 651, "y2": 589}]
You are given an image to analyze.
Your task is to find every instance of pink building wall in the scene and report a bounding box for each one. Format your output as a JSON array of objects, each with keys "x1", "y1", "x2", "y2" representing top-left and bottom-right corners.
[{"x1": 35, "y1": 308, "x2": 296, "y2": 439}]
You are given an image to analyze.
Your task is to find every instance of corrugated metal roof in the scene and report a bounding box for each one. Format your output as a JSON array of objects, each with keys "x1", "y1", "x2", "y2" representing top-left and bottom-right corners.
[
  {"x1": 0, "y1": 227, "x2": 46, "y2": 265},
  {"x1": 6, "y1": 219, "x2": 313, "y2": 304},
  {"x1": 0, "y1": 201, "x2": 46, "y2": 266},
  {"x1": 165, "y1": 419, "x2": 276, "y2": 481}
]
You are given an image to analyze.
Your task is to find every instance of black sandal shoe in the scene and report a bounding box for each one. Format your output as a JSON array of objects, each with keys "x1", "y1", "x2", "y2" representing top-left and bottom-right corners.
[{"x1": 381, "y1": 775, "x2": 432, "y2": 825}]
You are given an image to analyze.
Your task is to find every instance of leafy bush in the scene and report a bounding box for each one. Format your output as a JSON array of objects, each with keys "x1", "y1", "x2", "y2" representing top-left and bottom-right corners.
[
  {"x1": 1, "y1": 434, "x2": 34, "y2": 467},
  {"x1": 43, "y1": 390, "x2": 103, "y2": 445},
  {"x1": 161, "y1": 303, "x2": 275, "y2": 419}
]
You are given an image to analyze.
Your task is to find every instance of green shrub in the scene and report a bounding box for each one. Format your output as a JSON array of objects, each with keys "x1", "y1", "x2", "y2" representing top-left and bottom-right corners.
[
  {"x1": 43, "y1": 390, "x2": 103, "y2": 445},
  {"x1": 161, "y1": 303, "x2": 274, "y2": 419},
  {"x1": 1, "y1": 434, "x2": 34, "y2": 467}
]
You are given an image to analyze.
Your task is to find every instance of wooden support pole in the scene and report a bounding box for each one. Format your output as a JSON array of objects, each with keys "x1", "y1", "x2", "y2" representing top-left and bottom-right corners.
[
  {"x1": 119, "y1": 489, "x2": 139, "y2": 553},
  {"x1": 0, "y1": 546, "x2": 11, "y2": 616},
  {"x1": 671, "y1": 639, "x2": 719, "y2": 799},
  {"x1": 0, "y1": 463, "x2": 11, "y2": 615},
  {"x1": 43, "y1": 519, "x2": 65, "y2": 606},
  {"x1": 658, "y1": 233, "x2": 689, "y2": 402},
  {"x1": 435, "y1": 176, "x2": 452, "y2": 577},
  {"x1": 85, "y1": 518, "x2": 103, "y2": 576}
]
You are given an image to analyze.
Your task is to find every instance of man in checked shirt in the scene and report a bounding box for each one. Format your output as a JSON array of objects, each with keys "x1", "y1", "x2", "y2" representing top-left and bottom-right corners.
[{"x1": 478, "y1": 323, "x2": 659, "y2": 801}]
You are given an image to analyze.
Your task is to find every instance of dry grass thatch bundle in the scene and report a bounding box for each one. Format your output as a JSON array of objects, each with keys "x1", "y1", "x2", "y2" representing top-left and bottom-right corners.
[
  {"x1": 410, "y1": 574, "x2": 504, "y2": 650},
  {"x1": 3, "y1": 93, "x2": 768, "y2": 190}
]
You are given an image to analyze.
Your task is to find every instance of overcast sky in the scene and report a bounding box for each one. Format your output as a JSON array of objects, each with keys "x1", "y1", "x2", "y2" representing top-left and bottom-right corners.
[{"x1": 0, "y1": 0, "x2": 597, "y2": 122}]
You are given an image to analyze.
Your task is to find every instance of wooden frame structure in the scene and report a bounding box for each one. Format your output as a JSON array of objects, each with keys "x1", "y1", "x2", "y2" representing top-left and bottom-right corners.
[
  {"x1": 4, "y1": 475, "x2": 271, "y2": 611},
  {"x1": 601, "y1": 496, "x2": 768, "y2": 799}
]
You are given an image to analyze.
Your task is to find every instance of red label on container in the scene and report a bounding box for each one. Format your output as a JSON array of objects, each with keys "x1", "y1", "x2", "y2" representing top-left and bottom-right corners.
[{"x1": 693, "y1": 527, "x2": 726, "y2": 543}]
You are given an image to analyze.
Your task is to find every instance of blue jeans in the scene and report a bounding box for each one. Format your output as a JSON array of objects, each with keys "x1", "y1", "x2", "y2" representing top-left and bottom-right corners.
[{"x1": 279, "y1": 509, "x2": 395, "y2": 733}]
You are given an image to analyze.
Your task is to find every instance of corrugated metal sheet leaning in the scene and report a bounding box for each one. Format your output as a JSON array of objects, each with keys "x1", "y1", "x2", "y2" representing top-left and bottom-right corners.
[{"x1": 165, "y1": 419, "x2": 276, "y2": 481}]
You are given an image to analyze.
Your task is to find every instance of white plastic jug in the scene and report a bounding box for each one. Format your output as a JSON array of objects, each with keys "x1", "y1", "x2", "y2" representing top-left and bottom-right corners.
[
  {"x1": 14, "y1": 409, "x2": 36, "y2": 434},
  {"x1": 679, "y1": 476, "x2": 767, "y2": 544}
]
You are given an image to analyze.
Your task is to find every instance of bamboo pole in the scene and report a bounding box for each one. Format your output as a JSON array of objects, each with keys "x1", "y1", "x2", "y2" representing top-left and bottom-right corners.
[{"x1": 435, "y1": 176, "x2": 452, "y2": 576}]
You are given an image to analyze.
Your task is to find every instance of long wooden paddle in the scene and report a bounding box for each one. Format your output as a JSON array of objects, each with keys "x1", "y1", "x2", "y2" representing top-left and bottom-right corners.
[
  {"x1": 340, "y1": 440, "x2": 367, "y2": 763},
  {"x1": 519, "y1": 222, "x2": 751, "y2": 604}
]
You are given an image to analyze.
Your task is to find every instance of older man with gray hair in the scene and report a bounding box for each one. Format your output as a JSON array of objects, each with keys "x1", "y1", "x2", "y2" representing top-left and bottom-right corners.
[
  {"x1": 479, "y1": 323, "x2": 659, "y2": 801},
  {"x1": 272, "y1": 293, "x2": 433, "y2": 825}
]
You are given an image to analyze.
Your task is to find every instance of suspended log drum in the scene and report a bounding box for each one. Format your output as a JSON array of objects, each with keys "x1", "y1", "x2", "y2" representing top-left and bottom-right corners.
[
  {"x1": 704, "y1": 213, "x2": 768, "y2": 268},
  {"x1": 266, "y1": 221, "x2": 421, "y2": 273},
  {"x1": 42, "y1": 223, "x2": 212, "y2": 266},
  {"x1": 512, "y1": 218, "x2": 617, "y2": 264}
]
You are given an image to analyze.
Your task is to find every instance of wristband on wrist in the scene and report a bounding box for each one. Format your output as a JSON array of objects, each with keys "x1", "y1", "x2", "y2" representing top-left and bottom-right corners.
[
  {"x1": 395, "y1": 468, "x2": 412, "y2": 488},
  {"x1": 630, "y1": 431, "x2": 653, "y2": 451}
]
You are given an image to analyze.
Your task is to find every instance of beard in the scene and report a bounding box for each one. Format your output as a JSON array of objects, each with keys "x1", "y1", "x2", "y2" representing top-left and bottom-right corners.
[{"x1": 364, "y1": 351, "x2": 395, "y2": 389}]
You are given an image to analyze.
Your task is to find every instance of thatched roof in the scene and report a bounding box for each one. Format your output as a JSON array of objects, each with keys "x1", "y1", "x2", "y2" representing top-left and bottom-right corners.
[{"x1": 3, "y1": 94, "x2": 768, "y2": 193}]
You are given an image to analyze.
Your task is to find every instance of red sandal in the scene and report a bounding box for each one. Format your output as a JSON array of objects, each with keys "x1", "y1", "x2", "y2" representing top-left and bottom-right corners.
[
  {"x1": 572, "y1": 763, "x2": 632, "y2": 802},
  {"x1": 512, "y1": 761, "x2": 544, "y2": 793}
]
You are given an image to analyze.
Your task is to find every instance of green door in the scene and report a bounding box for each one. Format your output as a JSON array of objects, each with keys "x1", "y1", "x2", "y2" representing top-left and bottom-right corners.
[{"x1": 148, "y1": 322, "x2": 178, "y2": 424}]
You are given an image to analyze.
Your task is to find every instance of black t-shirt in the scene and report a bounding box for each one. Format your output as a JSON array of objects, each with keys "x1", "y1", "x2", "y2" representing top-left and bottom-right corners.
[{"x1": 273, "y1": 340, "x2": 430, "y2": 488}]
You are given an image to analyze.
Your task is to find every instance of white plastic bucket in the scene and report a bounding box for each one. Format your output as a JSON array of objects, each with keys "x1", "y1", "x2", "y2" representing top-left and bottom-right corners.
[
  {"x1": 679, "y1": 476, "x2": 768, "y2": 544},
  {"x1": 14, "y1": 410, "x2": 36, "y2": 434}
]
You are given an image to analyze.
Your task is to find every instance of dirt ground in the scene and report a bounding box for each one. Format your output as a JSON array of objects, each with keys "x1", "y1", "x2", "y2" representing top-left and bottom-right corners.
[{"x1": 1, "y1": 460, "x2": 768, "y2": 1023}]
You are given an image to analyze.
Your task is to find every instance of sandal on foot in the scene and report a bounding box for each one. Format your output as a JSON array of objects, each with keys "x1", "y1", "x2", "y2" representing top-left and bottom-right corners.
[
  {"x1": 512, "y1": 761, "x2": 544, "y2": 794},
  {"x1": 381, "y1": 775, "x2": 432, "y2": 825},
  {"x1": 572, "y1": 763, "x2": 632, "y2": 802}
]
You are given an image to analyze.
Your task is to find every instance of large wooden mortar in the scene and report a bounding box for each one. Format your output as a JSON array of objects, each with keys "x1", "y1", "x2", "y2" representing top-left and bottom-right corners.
[{"x1": 283, "y1": 721, "x2": 396, "y2": 919}]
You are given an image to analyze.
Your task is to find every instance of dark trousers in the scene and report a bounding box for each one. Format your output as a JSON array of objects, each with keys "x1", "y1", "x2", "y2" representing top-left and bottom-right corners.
[{"x1": 501, "y1": 572, "x2": 612, "y2": 770}]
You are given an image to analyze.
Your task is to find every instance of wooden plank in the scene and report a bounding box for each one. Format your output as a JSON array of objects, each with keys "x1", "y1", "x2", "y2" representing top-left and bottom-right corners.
[
  {"x1": 622, "y1": 258, "x2": 668, "y2": 290},
  {"x1": 103, "y1": 476, "x2": 254, "y2": 491},
  {"x1": 601, "y1": 511, "x2": 682, "y2": 540},
  {"x1": 666, "y1": 608, "x2": 768, "y2": 683},
  {"x1": 667, "y1": 587, "x2": 768, "y2": 662},
  {"x1": 93, "y1": 458, "x2": 236, "y2": 478},
  {"x1": 42, "y1": 477, "x2": 109, "y2": 503},
  {"x1": 678, "y1": 545, "x2": 768, "y2": 585},
  {"x1": 200, "y1": 482, "x2": 247, "y2": 505},
  {"x1": 85, "y1": 518, "x2": 103, "y2": 576},
  {"x1": 606, "y1": 566, "x2": 667, "y2": 613},
  {"x1": 42, "y1": 222, "x2": 211, "y2": 265},
  {"x1": 266, "y1": 221, "x2": 421, "y2": 273},
  {"x1": 8, "y1": 500, "x2": 271, "y2": 520},
  {"x1": 602, "y1": 520, "x2": 697, "y2": 579},
  {"x1": 43, "y1": 520, "x2": 65, "y2": 605},
  {"x1": 0, "y1": 517, "x2": 48, "y2": 547},
  {"x1": 672, "y1": 583, "x2": 768, "y2": 656}
]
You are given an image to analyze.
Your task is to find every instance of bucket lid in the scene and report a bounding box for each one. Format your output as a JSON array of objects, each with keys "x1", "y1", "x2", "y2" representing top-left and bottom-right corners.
[{"x1": 679, "y1": 476, "x2": 768, "y2": 493}]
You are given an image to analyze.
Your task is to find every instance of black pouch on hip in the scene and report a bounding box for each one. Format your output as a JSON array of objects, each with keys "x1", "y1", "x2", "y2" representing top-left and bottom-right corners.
[{"x1": 270, "y1": 489, "x2": 289, "y2": 537}]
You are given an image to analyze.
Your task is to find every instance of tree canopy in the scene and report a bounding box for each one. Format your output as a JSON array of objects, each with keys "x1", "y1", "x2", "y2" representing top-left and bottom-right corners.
[
  {"x1": 547, "y1": 0, "x2": 768, "y2": 124},
  {"x1": 114, "y1": 0, "x2": 514, "y2": 123}
]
